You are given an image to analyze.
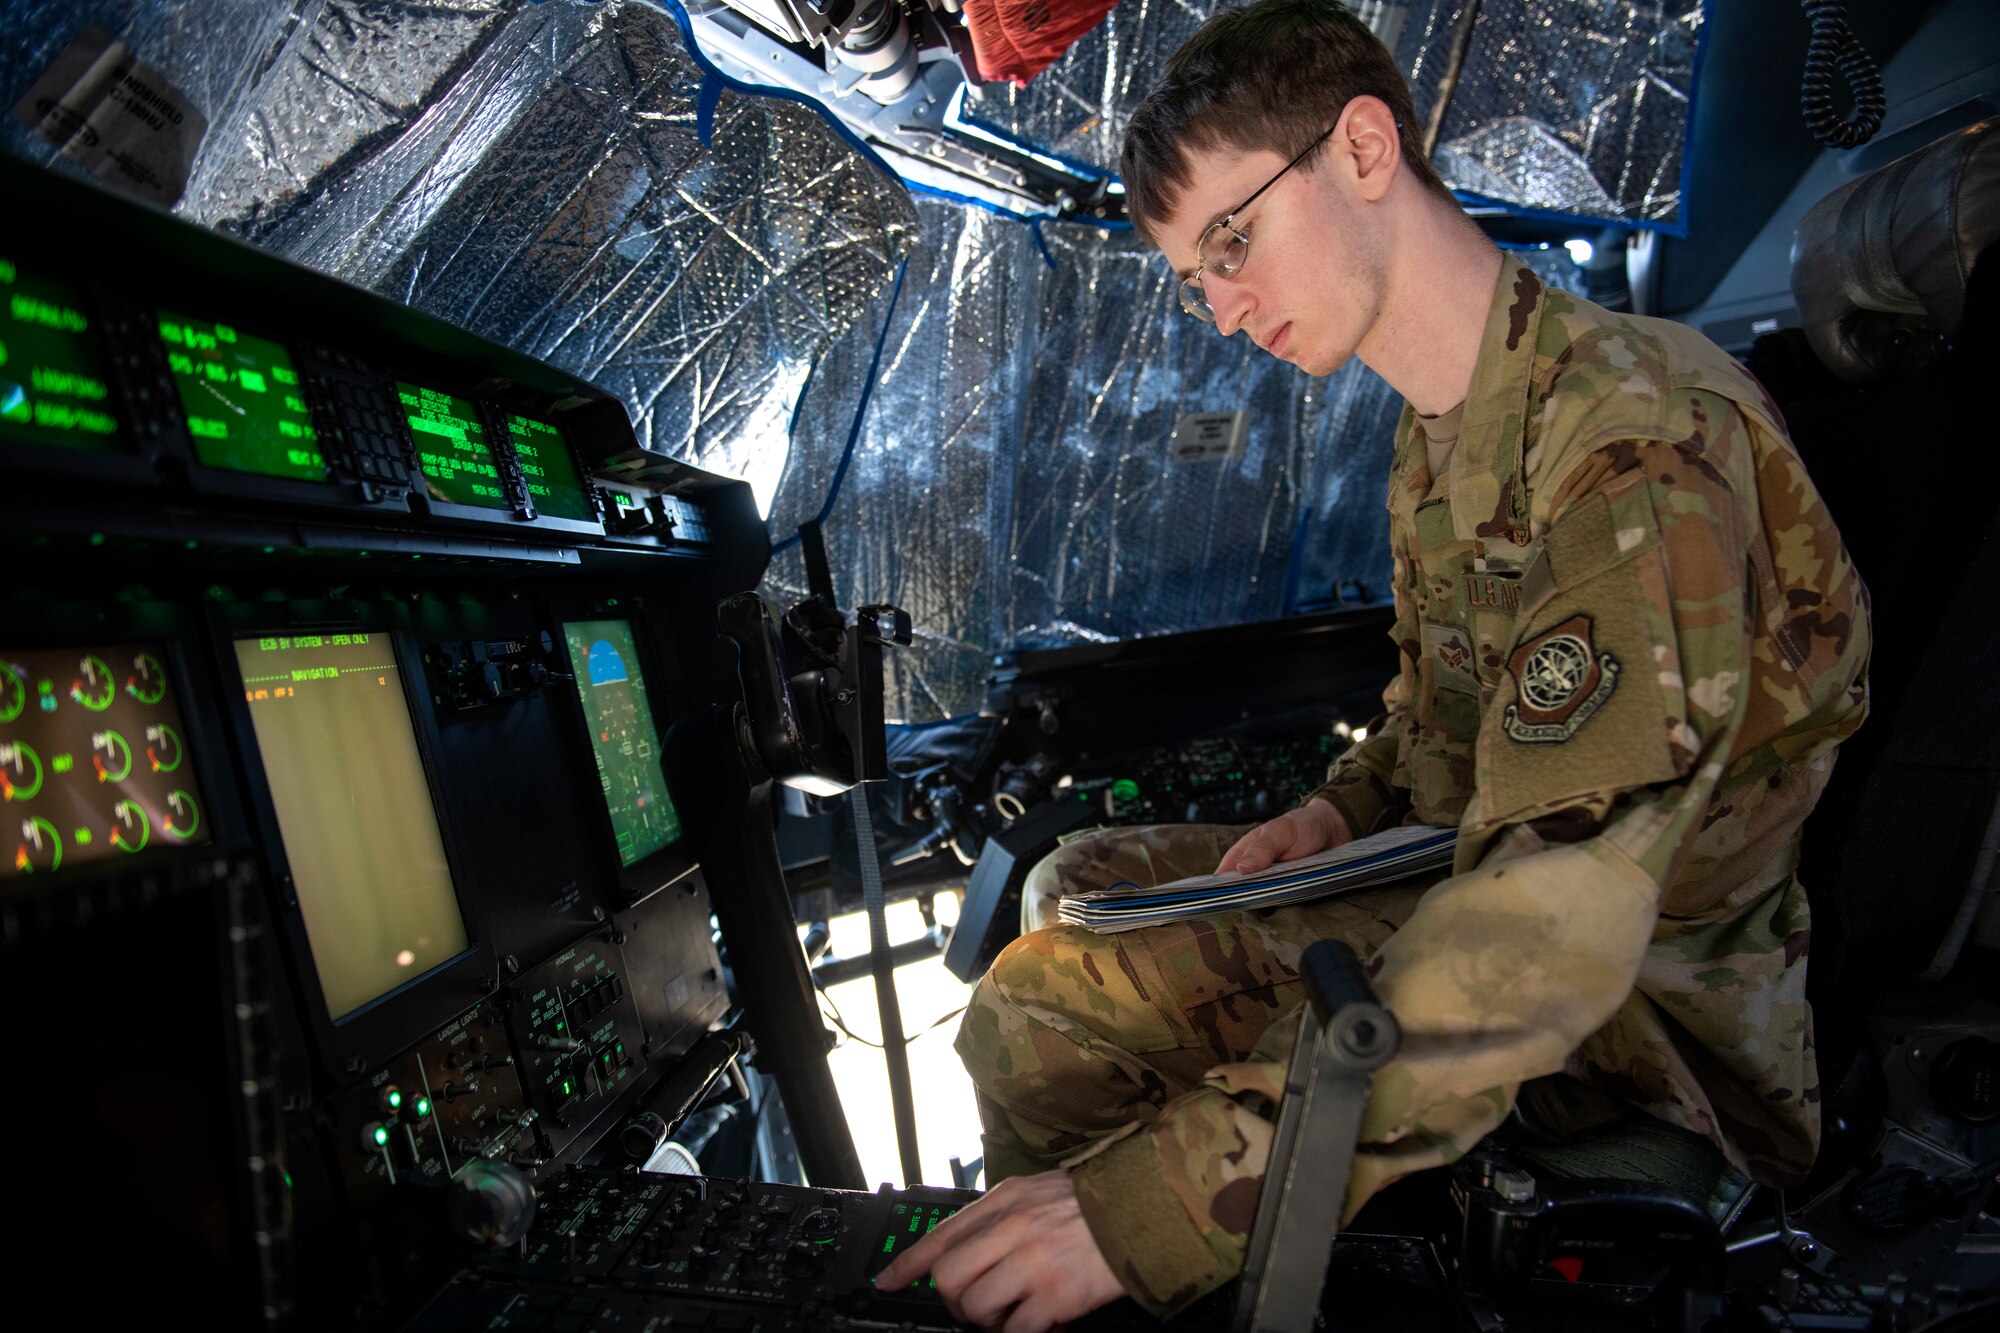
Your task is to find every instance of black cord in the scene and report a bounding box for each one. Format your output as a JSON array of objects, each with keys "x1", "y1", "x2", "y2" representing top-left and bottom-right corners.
[
  {"x1": 1800, "y1": 0, "x2": 1886, "y2": 150},
  {"x1": 814, "y1": 977, "x2": 967, "y2": 1050}
]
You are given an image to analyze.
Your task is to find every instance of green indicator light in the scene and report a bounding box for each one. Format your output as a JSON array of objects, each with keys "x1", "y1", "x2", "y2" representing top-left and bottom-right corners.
[
  {"x1": 89, "y1": 532, "x2": 104, "y2": 546},
  {"x1": 1111, "y1": 779, "x2": 1141, "y2": 802},
  {"x1": 385, "y1": 1089, "x2": 402, "y2": 1110},
  {"x1": 412, "y1": 1097, "x2": 431, "y2": 1117},
  {"x1": 74, "y1": 828, "x2": 91, "y2": 847},
  {"x1": 561, "y1": 1081, "x2": 573, "y2": 1096},
  {"x1": 372, "y1": 1126, "x2": 390, "y2": 1148}
]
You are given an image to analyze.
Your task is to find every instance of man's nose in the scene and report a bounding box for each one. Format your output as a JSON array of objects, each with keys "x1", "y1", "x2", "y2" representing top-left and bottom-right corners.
[{"x1": 1207, "y1": 274, "x2": 1253, "y2": 338}]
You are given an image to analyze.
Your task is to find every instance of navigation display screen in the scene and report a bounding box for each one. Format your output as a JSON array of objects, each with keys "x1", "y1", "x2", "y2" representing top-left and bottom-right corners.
[
  {"x1": 158, "y1": 312, "x2": 324, "y2": 481},
  {"x1": 398, "y1": 383, "x2": 509, "y2": 510},
  {"x1": 235, "y1": 634, "x2": 469, "y2": 1021},
  {"x1": 561, "y1": 620, "x2": 682, "y2": 867},
  {"x1": 0, "y1": 259, "x2": 121, "y2": 451},
  {"x1": 1, "y1": 644, "x2": 210, "y2": 878},
  {"x1": 505, "y1": 413, "x2": 593, "y2": 522}
]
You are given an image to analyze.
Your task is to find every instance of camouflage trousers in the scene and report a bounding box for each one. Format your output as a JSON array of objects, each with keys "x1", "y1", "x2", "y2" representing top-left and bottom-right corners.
[{"x1": 960, "y1": 823, "x2": 1444, "y2": 1189}]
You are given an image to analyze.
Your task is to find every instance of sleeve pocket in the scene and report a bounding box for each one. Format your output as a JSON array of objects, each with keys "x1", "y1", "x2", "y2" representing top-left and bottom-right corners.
[{"x1": 1477, "y1": 480, "x2": 1690, "y2": 825}]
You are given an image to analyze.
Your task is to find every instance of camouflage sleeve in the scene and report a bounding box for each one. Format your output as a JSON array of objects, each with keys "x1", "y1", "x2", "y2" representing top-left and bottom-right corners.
[
  {"x1": 1073, "y1": 393, "x2": 1857, "y2": 1318},
  {"x1": 1306, "y1": 530, "x2": 1417, "y2": 835}
]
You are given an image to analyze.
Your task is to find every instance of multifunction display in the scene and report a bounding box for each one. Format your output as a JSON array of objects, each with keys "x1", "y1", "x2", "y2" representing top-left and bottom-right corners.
[
  {"x1": 398, "y1": 382, "x2": 509, "y2": 510},
  {"x1": 0, "y1": 259, "x2": 120, "y2": 451},
  {"x1": 1, "y1": 644, "x2": 209, "y2": 877},
  {"x1": 158, "y1": 312, "x2": 325, "y2": 481},
  {"x1": 235, "y1": 634, "x2": 470, "y2": 1021},
  {"x1": 561, "y1": 620, "x2": 682, "y2": 868},
  {"x1": 505, "y1": 412, "x2": 592, "y2": 521}
]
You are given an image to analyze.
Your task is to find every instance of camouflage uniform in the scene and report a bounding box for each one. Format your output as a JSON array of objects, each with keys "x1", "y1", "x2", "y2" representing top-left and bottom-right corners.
[{"x1": 956, "y1": 261, "x2": 1871, "y2": 1316}]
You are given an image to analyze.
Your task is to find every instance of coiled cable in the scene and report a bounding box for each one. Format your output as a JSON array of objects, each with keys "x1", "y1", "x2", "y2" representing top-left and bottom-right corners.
[{"x1": 1800, "y1": 0, "x2": 1886, "y2": 149}]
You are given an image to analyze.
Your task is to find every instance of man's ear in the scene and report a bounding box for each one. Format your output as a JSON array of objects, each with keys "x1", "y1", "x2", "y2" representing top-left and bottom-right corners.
[{"x1": 1339, "y1": 95, "x2": 1402, "y2": 202}]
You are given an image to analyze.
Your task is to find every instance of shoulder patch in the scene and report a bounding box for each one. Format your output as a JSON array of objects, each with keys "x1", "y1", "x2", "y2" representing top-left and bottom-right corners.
[{"x1": 1502, "y1": 614, "x2": 1621, "y2": 744}]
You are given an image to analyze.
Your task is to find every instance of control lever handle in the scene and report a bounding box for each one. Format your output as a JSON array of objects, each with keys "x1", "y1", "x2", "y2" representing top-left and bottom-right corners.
[{"x1": 1235, "y1": 940, "x2": 1399, "y2": 1333}]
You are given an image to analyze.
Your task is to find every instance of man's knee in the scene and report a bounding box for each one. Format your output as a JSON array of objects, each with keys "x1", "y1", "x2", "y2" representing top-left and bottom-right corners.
[{"x1": 961, "y1": 925, "x2": 1186, "y2": 1076}]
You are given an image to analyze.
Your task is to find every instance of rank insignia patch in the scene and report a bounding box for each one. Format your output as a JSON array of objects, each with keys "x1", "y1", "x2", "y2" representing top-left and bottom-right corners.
[
  {"x1": 1422, "y1": 622, "x2": 1476, "y2": 690},
  {"x1": 1502, "y1": 614, "x2": 1620, "y2": 743}
]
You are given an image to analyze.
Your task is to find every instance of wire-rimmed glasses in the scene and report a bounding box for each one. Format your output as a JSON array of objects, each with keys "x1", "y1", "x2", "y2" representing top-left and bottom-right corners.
[{"x1": 1179, "y1": 120, "x2": 1343, "y2": 323}]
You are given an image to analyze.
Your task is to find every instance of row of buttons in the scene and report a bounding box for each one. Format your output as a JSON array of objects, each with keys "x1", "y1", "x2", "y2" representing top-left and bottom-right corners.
[
  {"x1": 100, "y1": 312, "x2": 186, "y2": 443},
  {"x1": 301, "y1": 349, "x2": 415, "y2": 499}
]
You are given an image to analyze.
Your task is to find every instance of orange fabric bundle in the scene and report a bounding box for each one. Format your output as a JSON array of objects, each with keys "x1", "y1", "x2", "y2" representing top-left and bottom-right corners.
[{"x1": 961, "y1": 0, "x2": 1122, "y2": 86}]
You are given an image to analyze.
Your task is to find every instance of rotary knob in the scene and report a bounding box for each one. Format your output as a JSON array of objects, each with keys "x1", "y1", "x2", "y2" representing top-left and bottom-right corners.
[
  {"x1": 784, "y1": 1239, "x2": 825, "y2": 1277},
  {"x1": 444, "y1": 1159, "x2": 538, "y2": 1249}
]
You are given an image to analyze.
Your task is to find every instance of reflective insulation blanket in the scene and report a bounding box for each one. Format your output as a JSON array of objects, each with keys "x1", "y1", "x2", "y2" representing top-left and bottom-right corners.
[
  {"x1": 766, "y1": 199, "x2": 1585, "y2": 719},
  {"x1": 4, "y1": 0, "x2": 919, "y2": 496},
  {"x1": 962, "y1": 0, "x2": 1703, "y2": 231},
  {"x1": 4, "y1": 0, "x2": 1586, "y2": 721}
]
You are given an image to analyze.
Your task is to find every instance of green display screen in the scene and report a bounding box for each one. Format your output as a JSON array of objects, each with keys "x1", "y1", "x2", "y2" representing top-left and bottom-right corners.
[
  {"x1": 158, "y1": 312, "x2": 324, "y2": 480},
  {"x1": 0, "y1": 258, "x2": 121, "y2": 451},
  {"x1": 1, "y1": 643, "x2": 211, "y2": 877},
  {"x1": 398, "y1": 382, "x2": 509, "y2": 510},
  {"x1": 234, "y1": 633, "x2": 469, "y2": 1021},
  {"x1": 561, "y1": 620, "x2": 682, "y2": 867},
  {"x1": 506, "y1": 413, "x2": 593, "y2": 522}
]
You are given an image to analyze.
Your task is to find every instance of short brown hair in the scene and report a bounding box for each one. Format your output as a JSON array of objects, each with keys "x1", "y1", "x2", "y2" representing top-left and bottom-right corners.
[{"x1": 1120, "y1": 0, "x2": 1450, "y2": 243}]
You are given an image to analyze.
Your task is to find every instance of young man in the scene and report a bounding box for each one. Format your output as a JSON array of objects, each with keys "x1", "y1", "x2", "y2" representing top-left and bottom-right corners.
[{"x1": 876, "y1": 1, "x2": 1869, "y2": 1327}]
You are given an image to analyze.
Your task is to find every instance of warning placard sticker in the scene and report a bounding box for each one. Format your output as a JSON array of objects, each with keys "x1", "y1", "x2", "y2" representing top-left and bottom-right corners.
[
  {"x1": 1169, "y1": 410, "x2": 1249, "y2": 464},
  {"x1": 11, "y1": 27, "x2": 207, "y2": 208}
]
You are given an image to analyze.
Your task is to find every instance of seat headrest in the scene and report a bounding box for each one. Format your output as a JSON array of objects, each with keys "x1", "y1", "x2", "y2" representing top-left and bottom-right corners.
[{"x1": 1792, "y1": 118, "x2": 2000, "y2": 383}]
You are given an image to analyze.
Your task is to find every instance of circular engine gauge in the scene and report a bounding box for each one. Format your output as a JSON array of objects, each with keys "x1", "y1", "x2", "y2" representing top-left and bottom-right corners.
[
  {"x1": 72, "y1": 655, "x2": 115, "y2": 712},
  {"x1": 15, "y1": 816, "x2": 62, "y2": 873},
  {"x1": 164, "y1": 790, "x2": 200, "y2": 840},
  {"x1": 111, "y1": 799, "x2": 150, "y2": 853},
  {"x1": 92, "y1": 729, "x2": 132, "y2": 783},
  {"x1": 0, "y1": 662, "x2": 24, "y2": 725},
  {"x1": 128, "y1": 652, "x2": 166, "y2": 706},
  {"x1": 0, "y1": 742, "x2": 44, "y2": 802},
  {"x1": 146, "y1": 724, "x2": 184, "y2": 774}
]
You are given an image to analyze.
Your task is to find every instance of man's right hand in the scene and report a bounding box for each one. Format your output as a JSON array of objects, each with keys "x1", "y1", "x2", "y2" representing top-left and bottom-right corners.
[{"x1": 1216, "y1": 797, "x2": 1354, "y2": 874}]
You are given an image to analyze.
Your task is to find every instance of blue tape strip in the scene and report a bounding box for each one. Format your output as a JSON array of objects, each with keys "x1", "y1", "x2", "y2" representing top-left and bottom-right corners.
[
  {"x1": 1029, "y1": 218, "x2": 1057, "y2": 270},
  {"x1": 1278, "y1": 508, "x2": 1312, "y2": 614},
  {"x1": 1450, "y1": 188, "x2": 1690, "y2": 239},
  {"x1": 771, "y1": 257, "x2": 910, "y2": 555},
  {"x1": 695, "y1": 71, "x2": 723, "y2": 150}
]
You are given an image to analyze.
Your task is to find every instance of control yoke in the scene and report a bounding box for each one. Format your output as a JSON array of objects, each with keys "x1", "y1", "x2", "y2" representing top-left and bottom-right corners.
[{"x1": 719, "y1": 519, "x2": 911, "y2": 798}]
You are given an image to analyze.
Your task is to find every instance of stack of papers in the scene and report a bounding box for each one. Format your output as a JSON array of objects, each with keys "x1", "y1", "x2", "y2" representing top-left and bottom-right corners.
[{"x1": 1056, "y1": 824, "x2": 1457, "y2": 933}]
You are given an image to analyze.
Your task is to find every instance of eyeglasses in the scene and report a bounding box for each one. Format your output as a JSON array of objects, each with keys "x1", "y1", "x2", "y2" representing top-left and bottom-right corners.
[{"x1": 1178, "y1": 120, "x2": 1343, "y2": 323}]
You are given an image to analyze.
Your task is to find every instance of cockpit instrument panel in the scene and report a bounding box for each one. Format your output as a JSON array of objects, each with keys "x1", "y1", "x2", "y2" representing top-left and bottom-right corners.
[
  {"x1": 232, "y1": 633, "x2": 473, "y2": 1022},
  {"x1": 158, "y1": 311, "x2": 327, "y2": 482},
  {"x1": 0, "y1": 259, "x2": 122, "y2": 452},
  {"x1": 505, "y1": 411, "x2": 593, "y2": 522},
  {"x1": 0, "y1": 644, "x2": 210, "y2": 876},
  {"x1": 398, "y1": 381, "x2": 510, "y2": 512},
  {"x1": 561, "y1": 619, "x2": 684, "y2": 869}
]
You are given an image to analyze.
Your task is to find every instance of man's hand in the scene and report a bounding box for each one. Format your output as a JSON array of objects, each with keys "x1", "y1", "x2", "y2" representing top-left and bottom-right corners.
[
  {"x1": 874, "y1": 1169, "x2": 1126, "y2": 1332},
  {"x1": 1216, "y1": 797, "x2": 1354, "y2": 874}
]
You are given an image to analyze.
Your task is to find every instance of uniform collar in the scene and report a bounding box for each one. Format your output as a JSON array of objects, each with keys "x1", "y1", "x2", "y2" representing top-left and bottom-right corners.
[{"x1": 1448, "y1": 261, "x2": 1548, "y2": 545}]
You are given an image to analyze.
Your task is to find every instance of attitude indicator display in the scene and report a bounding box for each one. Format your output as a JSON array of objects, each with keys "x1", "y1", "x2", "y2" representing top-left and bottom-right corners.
[
  {"x1": 560, "y1": 620, "x2": 682, "y2": 868},
  {"x1": 0, "y1": 258, "x2": 121, "y2": 451},
  {"x1": 1, "y1": 643, "x2": 212, "y2": 878},
  {"x1": 398, "y1": 383, "x2": 508, "y2": 510},
  {"x1": 158, "y1": 311, "x2": 325, "y2": 481}
]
